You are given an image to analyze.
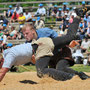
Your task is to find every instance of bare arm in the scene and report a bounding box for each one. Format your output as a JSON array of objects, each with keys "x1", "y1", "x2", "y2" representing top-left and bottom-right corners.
[{"x1": 0, "y1": 68, "x2": 9, "y2": 82}]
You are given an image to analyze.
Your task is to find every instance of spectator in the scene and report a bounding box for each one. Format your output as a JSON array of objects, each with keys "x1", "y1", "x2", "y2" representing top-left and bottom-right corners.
[
  {"x1": 1, "y1": 31, "x2": 7, "y2": 46},
  {"x1": 51, "y1": 5, "x2": 58, "y2": 18},
  {"x1": 69, "y1": 14, "x2": 74, "y2": 24},
  {"x1": 0, "y1": 16, "x2": 9, "y2": 28},
  {"x1": 8, "y1": 26, "x2": 17, "y2": 40},
  {"x1": 83, "y1": 18, "x2": 88, "y2": 33},
  {"x1": 72, "y1": 45, "x2": 84, "y2": 64},
  {"x1": 24, "y1": 10, "x2": 32, "y2": 22},
  {"x1": 16, "y1": 31, "x2": 23, "y2": 40},
  {"x1": 58, "y1": 25, "x2": 64, "y2": 36},
  {"x1": 34, "y1": 3, "x2": 46, "y2": 16},
  {"x1": 18, "y1": 12, "x2": 25, "y2": 30},
  {"x1": 56, "y1": 8, "x2": 63, "y2": 21},
  {"x1": 4, "y1": 5, "x2": 14, "y2": 18},
  {"x1": 0, "y1": 20, "x2": 3, "y2": 30},
  {"x1": 66, "y1": 8, "x2": 71, "y2": 19},
  {"x1": 35, "y1": 17, "x2": 45, "y2": 29},
  {"x1": 10, "y1": 11, "x2": 19, "y2": 23},
  {"x1": 78, "y1": 21, "x2": 85, "y2": 40},
  {"x1": 85, "y1": 22, "x2": 90, "y2": 38},
  {"x1": 81, "y1": 1, "x2": 87, "y2": 17},
  {"x1": 80, "y1": 37, "x2": 90, "y2": 53},
  {"x1": 32, "y1": 19, "x2": 36, "y2": 28},
  {"x1": 62, "y1": 13, "x2": 68, "y2": 31},
  {"x1": 0, "y1": 38, "x2": 3, "y2": 53},
  {"x1": 84, "y1": 13, "x2": 89, "y2": 22},
  {"x1": 14, "y1": 3, "x2": 23, "y2": 14},
  {"x1": 71, "y1": 7, "x2": 77, "y2": 18},
  {"x1": 62, "y1": 2, "x2": 68, "y2": 11}
]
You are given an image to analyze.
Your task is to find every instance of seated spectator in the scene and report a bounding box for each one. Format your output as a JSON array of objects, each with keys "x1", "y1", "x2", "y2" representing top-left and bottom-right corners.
[
  {"x1": 62, "y1": 13, "x2": 68, "y2": 31},
  {"x1": 81, "y1": 1, "x2": 87, "y2": 17},
  {"x1": 85, "y1": 22, "x2": 90, "y2": 38},
  {"x1": 78, "y1": 21, "x2": 85, "y2": 40},
  {"x1": 10, "y1": 11, "x2": 19, "y2": 23},
  {"x1": 84, "y1": 13, "x2": 90, "y2": 24},
  {"x1": 3, "y1": 24, "x2": 8, "y2": 31},
  {"x1": 0, "y1": 38, "x2": 3, "y2": 53},
  {"x1": 66, "y1": 8, "x2": 71, "y2": 19},
  {"x1": 51, "y1": 5, "x2": 58, "y2": 18},
  {"x1": 14, "y1": 3, "x2": 23, "y2": 14},
  {"x1": 83, "y1": 18, "x2": 88, "y2": 33},
  {"x1": 72, "y1": 45, "x2": 83, "y2": 64},
  {"x1": 8, "y1": 26, "x2": 17, "y2": 40},
  {"x1": 58, "y1": 25, "x2": 64, "y2": 36},
  {"x1": 80, "y1": 37, "x2": 90, "y2": 53},
  {"x1": 35, "y1": 17, "x2": 45, "y2": 29},
  {"x1": 24, "y1": 10, "x2": 32, "y2": 22},
  {"x1": 0, "y1": 31, "x2": 7, "y2": 46},
  {"x1": 63, "y1": 2, "x2": 68, "y2": 12},
  {"x1": 0, "y1": 20, "x2": 3, "y2": 30},
  {"x1": 4, "y1": 5, "x2": 14, "y2": 18},
  {"x1": 0, "y1": 16, "x2": 9, "y2": 28},
  {"x1": 16, "y1": 31, "x2": 23, "y2": 40},
  {"x1": 56, "y1": 8, "x2": 63, "y2": 21},
  {"x1": 46, "y1": 7, "x2": 52, "y2": 17},
  {"x1": 34, "y1": 3, "x2": 46, "y2": 16},
  {"x1": 69, "y1": 14, "x2": 74, "y2": 24},
  {"x1": 17, "y1": 12, "x2": 26, "y2": 31},
  {"x1": 71, "y1": 7, "x2": 77, "y2": 18},
  {"x1": 32, "y1": 19, "x2": 36, "y2": 28},
  {"x1": 86, "y1": 47, "x2": 90, "y2": 65}
]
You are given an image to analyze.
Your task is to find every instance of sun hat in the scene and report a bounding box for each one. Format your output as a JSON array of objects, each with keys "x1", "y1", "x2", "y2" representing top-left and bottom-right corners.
[
  {"x1": 7, "y1": 43, "x2": 13, "y2": 47},
  {"x1": 37, "y1": 17, "x2": 40, "y2": 21},
  {"x1": 3, "y1": 24, "x2": 7, "y2": 27},
  {"x1": 9, "y1": 5, "x2": 12, "y2": 8}
]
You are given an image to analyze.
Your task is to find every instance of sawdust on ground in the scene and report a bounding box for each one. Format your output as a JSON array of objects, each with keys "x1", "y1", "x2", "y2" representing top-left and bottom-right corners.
[{"x1": 0, "y1": 72, "x2": 90, "y2": 90}]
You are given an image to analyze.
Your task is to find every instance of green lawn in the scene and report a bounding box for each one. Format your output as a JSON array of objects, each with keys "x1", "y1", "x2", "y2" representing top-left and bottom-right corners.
[{"x1": 16, "y1": 64, "x2": 90, "y2": 73}]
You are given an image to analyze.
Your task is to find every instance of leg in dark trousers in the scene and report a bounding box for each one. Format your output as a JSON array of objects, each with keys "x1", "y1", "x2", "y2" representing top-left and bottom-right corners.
[
  {"x1": 56, "y1": 59, "x2": 78, "y2": 74},
  {"x1": 56, "y1": 59, "x2": 90, "y2": 80},
  {"x1": 36, "y1": 56, "x2": 74, "y2": 81}
]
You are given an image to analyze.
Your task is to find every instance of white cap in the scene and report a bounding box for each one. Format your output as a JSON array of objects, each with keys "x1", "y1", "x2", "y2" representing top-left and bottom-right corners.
[
  {"x1": 73, "y1": 7, "x2": 76, "y2": 9},
  {"x1": 66, "y1": 18, "x2": 69, "y2": 20},
  {"x1": 0, "y1": 20, "x2": 3, "y2": 23},
  {"x1": 65, "y1": 13, "x2": 68, "y2": 15}
]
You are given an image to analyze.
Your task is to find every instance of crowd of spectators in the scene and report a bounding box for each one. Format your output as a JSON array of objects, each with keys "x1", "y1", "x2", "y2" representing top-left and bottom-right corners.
[{"x1": 0, "y1": 1, "x2": 90, "y2": 66}]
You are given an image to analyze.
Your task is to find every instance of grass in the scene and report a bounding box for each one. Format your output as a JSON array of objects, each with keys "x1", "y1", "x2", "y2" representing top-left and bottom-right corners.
[
  {"x1": 71, "y1": 64, "x2": 90, "y2": 72},
  {"x1": 16, "y1": 64, "x2": 90, "y2": 73}
]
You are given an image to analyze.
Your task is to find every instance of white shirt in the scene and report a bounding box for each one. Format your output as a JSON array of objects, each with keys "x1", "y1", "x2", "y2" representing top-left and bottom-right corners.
[
  {"x1": 59, "y1": 30, "x2": 64, "y2": 35},
  {"x1": 24, "y1": 12, "x2": 32, "y2": 20},
  {"x1": 35, "y1": 7, "x2": 46, "y2": 15},
  {"x1": 0, "y1": 35, "x2": 7, "y2": 44},
  {"x1": 81, "y1": 40, "x2": 90, "y2": 49},
  {"x1": 14, "y1": 7, "x2": 23, "y2": 14},
  {"x1": 2, "y1": 43, "x2": 33, "y2": 68},
  {"x1": 35, "y1": 20, "x2": 45, "y2": 29},
  {"x1": 72, "y1": 49, "x2": 84, "y2": 58}
]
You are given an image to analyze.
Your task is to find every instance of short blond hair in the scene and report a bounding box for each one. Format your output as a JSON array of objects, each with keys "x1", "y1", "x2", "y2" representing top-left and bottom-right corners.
[{"x1": 22, "y1": 24, "x2": 35, "y2": 32}]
